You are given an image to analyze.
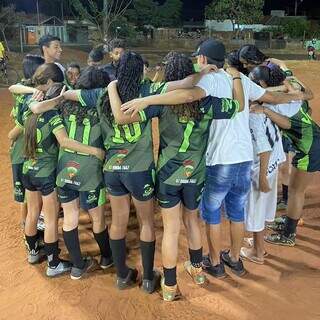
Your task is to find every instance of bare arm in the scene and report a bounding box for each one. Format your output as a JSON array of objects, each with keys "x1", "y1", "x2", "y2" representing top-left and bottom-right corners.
[
  {"x1": 121, "y1": 87, "x2": 206, "y2": 117},
  {"x1": 226, "y1": 67, "x2": 245, "y2": 112},
  {"x1": 258, "y1": 151, "x2": 271, "y2": 193},
  {"x1": 108, "y1": 81, "x2": 141, "y2": 124},
  {"x1": 166, "y1": 65, "x2": 218, "y2": 92},
  {"x1": 250, "y1": 104, "x2": 291, "y2": 129},
  {"x1": 63, "y1": 90, "x2": 81, "y2": 102},
  {"x1": 9, "y1": 84, "x2": 37, "y2": 95},
  {"x1": 8, "y1": 126, "x2": 23, "y2": 142},
  {"x1": 30, "y1": 86, "x2": 66, "y2": 114},
  {"x1": 54, "y1": 128, "x2": 105, "y2": 161}
]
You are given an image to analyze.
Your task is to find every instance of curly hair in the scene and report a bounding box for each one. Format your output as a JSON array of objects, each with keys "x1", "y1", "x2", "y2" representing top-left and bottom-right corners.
[
  {"x1": 164, "y1": 52, "x2": 202, "y2": 121},
  {"x1": 250, "y1": 64, "x2": 286, "y2": 87},
  {"x1": 99, "y1": 51, "x2": 144, "y2": 123}
]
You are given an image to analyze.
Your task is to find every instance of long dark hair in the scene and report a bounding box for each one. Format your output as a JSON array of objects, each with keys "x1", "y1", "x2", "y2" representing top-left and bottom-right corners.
[
  {"x1": 164, "y1": 52, "x2": 201, "y2": 121},
  {"x1": 23, "y1": 63, "x2": 64, "y2": 87},
  {"x1": 99, "y1": 51, "x2": 144, "y2": 123},
  {"x1": 227, "y1": 50, "x2": 247, "y2": 74},
  {"x1": 24, "y1": 83, "x2": 64, "y2": 159},
  {"x1": 58, "y1": 66, "x2": 111, "y2": 125},
  {"x1": 22, "y1": 54, "x2": 45, "y2": 80},
  {"x1": 239, "y1": 45, "x2": 268, "y2": 65},
  {"x1": 250, "y1": 64, "x2": 286, "y2": 87}
]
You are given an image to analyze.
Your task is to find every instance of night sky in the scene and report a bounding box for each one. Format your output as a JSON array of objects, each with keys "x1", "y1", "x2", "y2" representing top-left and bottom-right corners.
[{"x1": 2, "y1": 0, "x2": 320, "y2": 20}]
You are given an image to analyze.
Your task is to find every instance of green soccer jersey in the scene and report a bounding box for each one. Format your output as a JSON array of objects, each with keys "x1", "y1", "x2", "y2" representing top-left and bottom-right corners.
[
  {"x1": 56, "y1": 107, "x2": 105, "y2": 191},
  {"x1": 79, "y1": 81, "x2": 167, "y2": 173},
  {"x1": 284, "y1": 102, "x2": 320, "y2": 172},
  {"x1": 142, "y1": 96, "x2": 239, "y2": 186},
  {"x1": 16, "y1": 101, "x2": 64, "y2": 178},
  {"x1": 10, "y1": 94, "x2": 30, "y2": 165}
]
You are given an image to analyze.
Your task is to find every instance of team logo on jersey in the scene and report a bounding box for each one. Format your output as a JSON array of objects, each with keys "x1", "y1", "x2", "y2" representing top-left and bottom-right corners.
[
  {"x1": 116, "y1": 149, "x2": 128, "y2": 165},
  {"x1": 183, "y1": 160, "x2": 195, "y2": 178},
  {"x1": 143, "y1": 184, "x2": 154, "y2": 197},
  {"x1": 66, "y1": 161, "x2": 80, "y2": 179}
]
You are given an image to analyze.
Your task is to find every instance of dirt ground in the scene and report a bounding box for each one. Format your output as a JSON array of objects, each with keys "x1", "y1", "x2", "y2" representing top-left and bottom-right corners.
[{"x1": 0, "y1": 60, "x2": 320, "y2": 320}]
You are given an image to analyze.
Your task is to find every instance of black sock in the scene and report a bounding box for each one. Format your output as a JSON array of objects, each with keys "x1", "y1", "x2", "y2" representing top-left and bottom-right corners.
[
  {"x1": 140, "y1": 240, "x2": 155, "y2": 280},
  {"x1": 63, "y1": 227, "x2": 84, "y2": 269},
  {"x1": 282, "y1": 184, "x2": 288, "y2": 203},
  {"x1": 189, "y1": 247, "x2": 203, "y2": 268},
  {"x1": 164, "y1": 267, "x2": 177, "y2": 286},
  {"x1": 284, "y1": 217, "x2": 298, "y2": 237},
  {"x1": 25, "y1": 234, "x2": 38, "y2": 251},
  {"x1": 93, "y1": 229, "x2": 112, "y2": 259},
  {"x1": 109, "y1": 238, "x2": 129, "y2": 278},
  {"x1": 44, "y1": 241, "x2": 60, "y2": 268}
]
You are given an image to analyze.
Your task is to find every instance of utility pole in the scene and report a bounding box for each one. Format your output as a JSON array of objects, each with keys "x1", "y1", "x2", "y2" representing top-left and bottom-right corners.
[
  {"x1": 36, "y1": 0, "x2": 40, "y2": 26},
  {"x1": 103, "y1": 0, "x2": 108, "y2": 40},
  {"x1": 295, "y1": 0, "x2": 303, "y2": 16}
]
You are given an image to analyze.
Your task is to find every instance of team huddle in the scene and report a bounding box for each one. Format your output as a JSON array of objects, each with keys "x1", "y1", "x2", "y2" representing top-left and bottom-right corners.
[{"x1": 7, "y1": 34, "x2": 319, "y2": 302}]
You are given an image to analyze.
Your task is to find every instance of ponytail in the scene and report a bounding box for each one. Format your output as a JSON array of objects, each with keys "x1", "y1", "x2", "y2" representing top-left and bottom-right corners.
[{"x1": 24, "y1": 114, "x2": 40, "y2": 159}]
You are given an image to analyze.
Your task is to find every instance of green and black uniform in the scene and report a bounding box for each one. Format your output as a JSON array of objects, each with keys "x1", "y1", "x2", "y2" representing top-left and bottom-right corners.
[
  {"x1": 79, "y1": 81, "x2": 167, "y2": 201},
  {"x1": 141, "y1": 96, "x2": 239, "y2": 210},
  {"x1": 56, "y1": 107, "x2": 106, "y2": 210},
  {"x1": 284, "y1": 102, "x2": 320, "y2": 172},
  {"x1": 10, "y1": 93, "x2": 29, "y2": 202},
  {"x1": 17, "y1": 100, "x2": 65, "y2": 195}
]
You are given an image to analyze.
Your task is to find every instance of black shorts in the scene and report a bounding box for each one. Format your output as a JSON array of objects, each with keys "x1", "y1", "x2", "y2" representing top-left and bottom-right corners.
[
  {"x1": 57, "y1": 184, "x2": 106, "y2": 210},
  {"x1": 104, "y1": 169, "x2": 155, "y2": 201},
  {"x1": 22, "y1": 173, "x2": 56, "y2": 196},
  {"x1": 156, "y1": 179, "x2": 204, "y2": 210},
  {"x1": 12, "y1": 164, "x2": 25, "y2": 203}
]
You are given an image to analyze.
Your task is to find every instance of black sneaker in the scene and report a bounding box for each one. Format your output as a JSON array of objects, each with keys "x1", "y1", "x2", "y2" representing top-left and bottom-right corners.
[
  {"x1": 100, "y1": 256, "x2": 114, "y2": 270},
  {"x1": 141, "y1": 270, "x2": 161, "y2": 294},
  {"x1": 116, "y1": 268, "x2": 138, "y2": 290},
  {"x1": 202, "y1": 255, "x2": 226, "y2": 278},
  {"x1": 265, "y1": 233, "x2": 296, "y2": 247},
  {"x1": 221, "y1": 250, "x2": 246, "y2": 277},
  {"x1": 70, "y1": 257, "x2": 98, "y2": 280}
]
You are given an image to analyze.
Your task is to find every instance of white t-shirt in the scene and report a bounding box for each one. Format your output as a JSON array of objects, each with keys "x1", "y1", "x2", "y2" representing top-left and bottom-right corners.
[
  {"x1": 249, "y1": 113, "x2": 285, "y2": 182},
  {"x1": 196, "y1": 70, "x2": 266, "y2": 165},
  {"x1": 264, "y1": 100, "x2": 302, "y2": 117}
]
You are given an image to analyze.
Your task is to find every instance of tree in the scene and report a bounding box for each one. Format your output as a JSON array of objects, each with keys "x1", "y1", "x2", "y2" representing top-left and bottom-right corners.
[
  {"x1": 206, "y1": 0, "x2": 264, "y2": 32},
  {"x1": 0, "y1": 5, "x2": 25, "y2": 52},
  {"x1": 70, "y1": 0, "x2": 133, "y2": 42},
  {"x1": 157, "y1": 0, "x2": 183, "y2": 27}
]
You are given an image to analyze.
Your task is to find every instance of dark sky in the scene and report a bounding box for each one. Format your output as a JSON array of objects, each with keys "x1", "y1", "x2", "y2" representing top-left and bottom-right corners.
[{"x1": 3, "y1": 0, "x2": 320, "y2": 20}]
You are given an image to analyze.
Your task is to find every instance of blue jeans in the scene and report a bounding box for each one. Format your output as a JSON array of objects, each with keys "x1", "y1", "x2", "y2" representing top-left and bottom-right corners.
[{"x1": 200, "y1": 162, "x2": 252, "y2": 225}]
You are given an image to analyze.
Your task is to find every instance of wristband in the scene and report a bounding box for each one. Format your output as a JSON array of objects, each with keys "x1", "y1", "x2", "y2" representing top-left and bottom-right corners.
[{"x1": 233, "y1": 77, "x2": 241, "y2": 80}]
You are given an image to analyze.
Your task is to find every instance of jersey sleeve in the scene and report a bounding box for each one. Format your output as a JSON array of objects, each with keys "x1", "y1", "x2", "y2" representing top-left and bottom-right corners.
[
  {"x1": 201, "y1": 96, "x2": 239, "y2": 119},
  {"x1": 47, "y1": 110, "x2": 65, "y2": 134},
  {"x1": 249, "y1": 114, "x2": 272, "y2": 155},
  {"x1": 248, "y1": 77, "x2": 266, "y2": 101},
  {"x1": 79, "y1": 88, "x2": 105, "y2": 109},
  {"x1": 139, "y1": 105, "x2": 164, "y2": 122}
]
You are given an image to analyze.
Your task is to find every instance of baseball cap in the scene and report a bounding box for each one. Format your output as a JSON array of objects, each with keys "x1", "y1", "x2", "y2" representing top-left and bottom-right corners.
[{"x1": 192, "y1": 39, "x2": 226, "y2": 63}]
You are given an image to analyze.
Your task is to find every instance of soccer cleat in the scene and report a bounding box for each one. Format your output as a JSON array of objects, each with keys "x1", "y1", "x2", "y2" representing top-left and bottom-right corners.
[
  {"x1": 221, "y1": 250, "x2": 246, "y2": 277},
  {"x1": 266, "y1": 216, "x2": 287, "y2": 232},
  {"x1": 265, "y1": 233, "x2": 296, "y2": 247},
  {"x1": 27, "y1": 248, "x2": 41, "y2": 264},
  {"x1": 202, "y1": 255, "x2": 226, "y2": 278},
  {"x1": 184, "y1": 261, "x2": 206, "y2": 285},
  {"x1": 70, "y1": 257, "x2": 98, "y2": 280},
  {"x1": 161, "y1": 277, "x2": 182, "y2": 302},
  {"x1": 116, "y1": 268, "x2": 138, "y2": 290},
  {"x1": 141, "y1": 270, "x2": 161, "y2": 294},
  {"x1": 46, "y1": 260, "x2": 72, "y2": 277},
  {"x1": 100, "y1": 256, "x2": 114, "y2": 270}
]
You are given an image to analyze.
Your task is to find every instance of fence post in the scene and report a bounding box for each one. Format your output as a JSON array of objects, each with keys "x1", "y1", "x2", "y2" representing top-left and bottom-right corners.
[{"x1": 20, "y1": 25, "x2": 24, "y2": 53}]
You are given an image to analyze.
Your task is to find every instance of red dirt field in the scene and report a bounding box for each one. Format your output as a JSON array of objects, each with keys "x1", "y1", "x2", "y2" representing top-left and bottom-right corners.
[{"x1": 0, "y1": 61, "x2": 320, "y2": 320}]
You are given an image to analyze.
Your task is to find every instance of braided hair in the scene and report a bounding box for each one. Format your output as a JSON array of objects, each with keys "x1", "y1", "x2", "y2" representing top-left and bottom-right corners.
[
  {"x1": 164, "y1": 52, "x2": 202, "y2": 121},
  {"x1": 99, "y1": 51, "x2": 144, "y2": 123},
  {"x1": 227, "y1": 50, "x2": 247, "y2": 74}
]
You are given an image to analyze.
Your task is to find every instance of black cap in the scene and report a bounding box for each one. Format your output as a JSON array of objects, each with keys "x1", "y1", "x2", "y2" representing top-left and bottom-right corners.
[{"x1": 192, "y1": 39, "x2": 226, "y2": 63}]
